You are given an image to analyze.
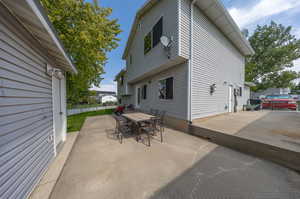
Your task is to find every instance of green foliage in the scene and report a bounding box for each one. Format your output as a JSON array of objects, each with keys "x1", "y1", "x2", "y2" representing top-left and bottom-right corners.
[
  {"x1": 291, "y1": 82, "x2": 300, "y2": 94},
  {"x1": 103, "y1": 101, "x2": 118, "y2": 106},
  {"x1": 245, "y1": 21, "x2": 300, "y2": 91},
  {"x1": 67, "y1": 108, "x2": 114, "y2": 132},
  {"x1": 40, "y1": 0, "x2": 121, "y2": 104}
]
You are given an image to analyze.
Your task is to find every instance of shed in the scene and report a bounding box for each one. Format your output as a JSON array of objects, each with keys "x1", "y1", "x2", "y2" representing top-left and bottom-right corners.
[{"x1": 0, "y1": 0, "x2": 77, "y2": 198}]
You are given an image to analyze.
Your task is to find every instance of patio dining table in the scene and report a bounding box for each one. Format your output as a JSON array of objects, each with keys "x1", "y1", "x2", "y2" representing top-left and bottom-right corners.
[
  {"x1": 122, "y1": 112, "x2": 154, "y2": 123},
  {"x1": 122, "y1": 112, "x2": 154, "y2": 142}
]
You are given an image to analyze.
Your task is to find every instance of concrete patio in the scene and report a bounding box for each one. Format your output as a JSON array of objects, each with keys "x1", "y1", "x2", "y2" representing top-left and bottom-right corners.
[
  {"x1": 191, "y1": 111, "x2": 300, "y2": 171},
  {"x1": 193, "y1": 111, "x2": 300, "y2": 153},
  {"x1": 50, "y1": 115, "x2": 300, "y2": 199}
]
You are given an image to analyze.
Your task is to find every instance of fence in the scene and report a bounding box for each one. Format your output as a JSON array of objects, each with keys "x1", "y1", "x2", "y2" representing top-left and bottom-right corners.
[{"x1": 67, "y1": 106, "x2": 116, "y2": 116}]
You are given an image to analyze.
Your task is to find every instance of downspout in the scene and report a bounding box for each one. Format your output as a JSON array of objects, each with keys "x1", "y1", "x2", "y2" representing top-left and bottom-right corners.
[{"x1": 187, "y1": 0, "x2": 196, "y2": 123}]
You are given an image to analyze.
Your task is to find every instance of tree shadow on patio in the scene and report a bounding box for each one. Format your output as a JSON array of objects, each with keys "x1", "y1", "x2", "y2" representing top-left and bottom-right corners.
[{"x1": 149, "y1": 146, "x2": 300, "y2": 199}]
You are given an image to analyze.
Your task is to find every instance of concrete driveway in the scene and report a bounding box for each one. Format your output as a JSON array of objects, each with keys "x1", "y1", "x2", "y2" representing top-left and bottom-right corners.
[
  {"x1": 193, "y1": 111, "x2": 300, "y2": 153},
  {"x1": 50, "y1": 115, "x2": 300, "y2": 199}
]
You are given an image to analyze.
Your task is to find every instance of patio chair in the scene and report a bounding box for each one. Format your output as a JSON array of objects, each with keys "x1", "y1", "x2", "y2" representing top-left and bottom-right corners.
[
  {"x1": 157, "y1": 110, "x2": 166, "y2": 134},
  {"x1": 150, "y1": 108, "x2": 157, "y2": 116},
  {"x1": 150, "y1": 109, "x2": 159, "y2": 115},
  {"x1": 148, "y1": 110, "x2": 166, "y2": 143},
  {"x1": 140, "y1": 124, "x2": 155, "y2": 147},
  {"x1": 112, "y1": 114, "x2": 132, "y2": 144}
]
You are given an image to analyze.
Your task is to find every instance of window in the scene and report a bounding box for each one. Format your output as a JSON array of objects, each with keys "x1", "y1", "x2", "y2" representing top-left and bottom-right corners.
[
  {"x1": 143, "y1": 17, "x2": 163, "y2": 54},
  {"x1": 137, "y1": 88, "x2": 141, "y2": 104},
  {"x1": 239, "y1": 87, "x2": 242, "y2": 97},
  {"x1": 159, "y1": 77, "x2": 173, "y2": 100},
  {"x1": 144, "y1": 32, "x2": 152, "y2": 54},
  {"x1": 120, "y1": 75, "x2": 124, "y2": 86},
  {"x1": 152, "y1": 17, "x2": 163, "y2": 47},
  {"x1": 129, "y1": 54, "x2": 133, "y2": 65},
  {"x1": 142, "y1": 85, "x2": 147, "y2": 100}
]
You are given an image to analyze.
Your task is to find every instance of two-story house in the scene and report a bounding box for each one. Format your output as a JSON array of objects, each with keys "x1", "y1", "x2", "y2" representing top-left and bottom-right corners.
[{"x1": 116, "y1": 0, "x2": 254, "y2": 131}]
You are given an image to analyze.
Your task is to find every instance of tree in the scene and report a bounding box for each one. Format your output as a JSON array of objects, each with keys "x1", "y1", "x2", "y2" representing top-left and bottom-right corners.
[
  {"x1": 291, "y1": 82, "x2": 300, "y2": 94},
  {"x1": 40, "y1": 0, "x2": 121, "y2": 104},
  {"x1": 245, "y1": 21, "x2": 300, "y2": 91}
]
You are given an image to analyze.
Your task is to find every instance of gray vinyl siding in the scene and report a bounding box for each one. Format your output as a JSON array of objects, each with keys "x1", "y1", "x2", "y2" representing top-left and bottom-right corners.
[
  {"x1": 191, "y1": 5, "x2": 245, "y2": 119},
  {"x1": 126, "y1": 0, "x2": 180, "y2": 82},
  {"x1": 0, "y1": 19, "x2": 54, "y2": 199},
  {"x1": 130, "y1": 63, "x2": 188, "y2": 120},
  {"x1": 117, "y1": 73, "x2": 130, "y2": 95},
  {"x1": 117, "y1": 81, "x2": 124, "y2": 97}
]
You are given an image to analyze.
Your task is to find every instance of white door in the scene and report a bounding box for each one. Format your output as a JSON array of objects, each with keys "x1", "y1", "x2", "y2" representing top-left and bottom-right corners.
[
  {"x1": 52, "y1": 76, "x2": 67, "y2": 148},
  {"x1": 136, "y1": 86, "x2": 141, "y2": 108},
  {"x1": 228, "y1": 86, "x2": 234, "y2": 113}
]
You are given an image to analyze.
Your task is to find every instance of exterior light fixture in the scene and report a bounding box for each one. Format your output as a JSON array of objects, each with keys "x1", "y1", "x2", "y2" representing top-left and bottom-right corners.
[
  {"x1": 210, "y1": 84, "x2": 217, "y2": 95},
  {"x1": 46, "y1": 64, "x2": 64, "y2": 79}
]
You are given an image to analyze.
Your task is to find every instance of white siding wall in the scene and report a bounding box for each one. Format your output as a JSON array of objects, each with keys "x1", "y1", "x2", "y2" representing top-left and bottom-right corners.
[
  {"x1": 0, "y1": 19, "x2": 54, "y2": 199},
  {"x1": 130, "y1": 63, "x2": 188, "y2": 120},
  {"x1": 126, "y1": 0, "x2": 180, "y2": 82},
  {"x1": 179, "y1": 0, "x2": 191, "y2": 59},
  {"x1": 191, "y1": 5, "x2": 245, "y2": 119},
  {"x1": 244, "y1": 86, "x2": 250, "y2": 104},
  {"x1": 120, "y1": 0, "x2": 248, "y2": 121}
]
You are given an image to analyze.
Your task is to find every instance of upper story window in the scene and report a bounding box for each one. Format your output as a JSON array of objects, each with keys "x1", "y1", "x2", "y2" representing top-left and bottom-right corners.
[
  {"x1": 159, "y1": 77, "x2": 173, "y2": 100},
  {"x1": 129, "y1": 54, "x2": 133, "y2": 65},
  {"x1": 144, "y1": 17, "x2": 163, "y2": 55},
  {"x1": 138, "y1": 22, "x2": 142, "y2": 30},
  {"x1": 153, "y1": 17, "x2": 163, "y2": 47},
  {"x1": 144, "y1": 32, "x2": 152, "y2": 54}
]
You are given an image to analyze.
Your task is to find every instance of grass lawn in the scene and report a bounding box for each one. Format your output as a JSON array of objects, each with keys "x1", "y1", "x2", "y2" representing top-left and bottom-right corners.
[
  {"x1": 67, "y1": 104, "x2": 103, "y2": 109},
  {"x1": 67, "y1": 109, "x2": 114, "y2": 132}
]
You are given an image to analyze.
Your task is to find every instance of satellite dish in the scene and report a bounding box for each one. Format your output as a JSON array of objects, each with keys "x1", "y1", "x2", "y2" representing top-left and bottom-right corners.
[{"x1": 160, "y1": 36, "x2": 170, "y2": 47}]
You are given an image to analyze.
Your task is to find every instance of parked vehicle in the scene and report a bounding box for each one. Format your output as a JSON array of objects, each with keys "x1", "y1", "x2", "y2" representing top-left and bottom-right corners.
[
  {"x1": 290, "y1": 94, "x2": 300, "y2": 101},
  {"x1": 261, "y1": 95, "x2": 298, "y2": 110}
]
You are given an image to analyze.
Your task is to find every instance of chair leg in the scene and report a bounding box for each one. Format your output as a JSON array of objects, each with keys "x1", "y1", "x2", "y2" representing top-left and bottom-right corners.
[
  {"x1": 147, "y1": 132, "x2": 151, "y2": 147},
  {"x1": 119, "y1": 133, "x2": 123, "y2": 144}
]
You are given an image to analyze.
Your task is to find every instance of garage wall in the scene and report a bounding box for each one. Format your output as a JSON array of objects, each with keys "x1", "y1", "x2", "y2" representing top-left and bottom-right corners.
[{"x1": 0, "y1": 13, "x2": 55, "y2": 199}]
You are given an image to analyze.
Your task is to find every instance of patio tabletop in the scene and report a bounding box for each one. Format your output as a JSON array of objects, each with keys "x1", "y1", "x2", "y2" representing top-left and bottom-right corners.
[{"x1": 123, "y1": 112, "x2": 153, "y2": 123}]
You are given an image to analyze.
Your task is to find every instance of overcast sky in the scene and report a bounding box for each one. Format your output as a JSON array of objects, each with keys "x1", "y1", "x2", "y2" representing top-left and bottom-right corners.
[{"x1": 91, "y1": 0, "x2": 300, "y2": 92}]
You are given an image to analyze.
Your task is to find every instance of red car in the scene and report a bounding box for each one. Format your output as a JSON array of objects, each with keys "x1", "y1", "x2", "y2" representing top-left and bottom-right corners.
[{"x1": 262, "y1": 95, "x2": 298, "y2": 110}]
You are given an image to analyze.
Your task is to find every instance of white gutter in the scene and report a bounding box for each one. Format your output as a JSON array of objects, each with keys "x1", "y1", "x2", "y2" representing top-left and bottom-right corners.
[
  {"x1": 26, "y1": 0, "x2": 78, "y2": 74},
  {"x1": 187, "y1": 0, "x2": 197, "y2": 123}
]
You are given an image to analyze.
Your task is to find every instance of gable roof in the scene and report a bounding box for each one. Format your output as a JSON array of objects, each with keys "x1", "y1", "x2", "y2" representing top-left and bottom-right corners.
[
  {"x1": 122, "y1": 0, "x2": 254, "y2": 59},
  {"x1": 1, "y1": 0, "x2": 77, "y2": 73},
  {"x1": 114, "y1": 68, "x2": 127, "y2": 81},
  {"x1": 122, "y1": 0, "x2": 160, "y2": 59}
]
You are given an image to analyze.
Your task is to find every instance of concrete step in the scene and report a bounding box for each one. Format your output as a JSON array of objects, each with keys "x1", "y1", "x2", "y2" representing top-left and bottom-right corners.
[{"x1": 189, "y1": 125, "x2": 300, "y2": 172}]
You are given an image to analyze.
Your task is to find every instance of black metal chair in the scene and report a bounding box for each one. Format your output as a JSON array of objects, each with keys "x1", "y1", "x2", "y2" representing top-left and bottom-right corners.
[
  {"x1": 156, "y1": 111, "x2": 166, "y2": 140},
  {"x1": 150, "y1": 108, "x2": 157, "y2": 116},
  {"x1": 140, "y1": 126, "x2": 153, "y2": 147},
  {"x1": 112, "y1": 114, "x2": 131, "y2": 144},
  {"x1": 145, "y1": 110, "x2": 165, "y2": 143}
]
